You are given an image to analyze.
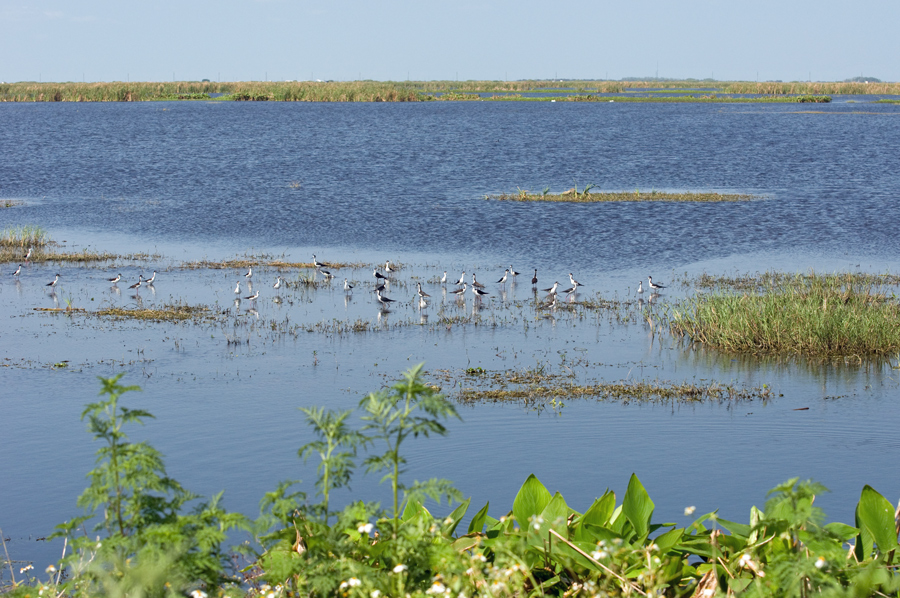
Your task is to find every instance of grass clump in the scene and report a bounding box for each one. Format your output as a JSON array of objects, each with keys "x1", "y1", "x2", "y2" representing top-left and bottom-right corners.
[
  {"x1": 668, "y1": 273, "x2": 900, "y2": 356},
  {"x1": 95, "y1": 303, "x2": 213, "y2": 322},
  {"x1": 0, "y1": 225, "x2": 50, "y2": 247},
  {"x1": 490, "y1": 187, "x2": 755, "y2": 203}
]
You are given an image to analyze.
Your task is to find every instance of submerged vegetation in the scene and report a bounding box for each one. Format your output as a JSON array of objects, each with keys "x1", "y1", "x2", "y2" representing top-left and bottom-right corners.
[
  {"x1": 4, "y1": 369, "x2": 900, "y2": 598},
  {"x1": 95, "y1": 303, "x2": 214, "y2": 322},
  {"x1": 490, "y1": 187, "x2": 756, "y2": 203},
  {"x1": 668, "y1": 273, "x2": 900, "y2": 357}
]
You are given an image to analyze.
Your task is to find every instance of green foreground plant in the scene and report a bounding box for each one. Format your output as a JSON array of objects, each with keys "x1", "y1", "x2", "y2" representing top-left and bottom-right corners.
[{"x1": 6, "y1": 368, "x2": 900, "y2": 597}]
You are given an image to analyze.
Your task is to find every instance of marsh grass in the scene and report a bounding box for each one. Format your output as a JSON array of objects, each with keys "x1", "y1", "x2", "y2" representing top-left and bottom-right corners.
[
  {"x1": 182, "y1": 258, "x2": 365, "y2": 270},
  {"x1": 724, "y1": 81, "x2": 900, "y2": 95},
  {"x1": 686, "y1": 271, "x2": 900, "y2": 292},
  {"x1": 668, "y1": 273, "x2": 900, "y2": 356},
  {"x1": 0, "y1": 225, "x2": 50, "y2": 247},
  {"x1": 1, "y1": 199, "x2": 23, "y2": 208},
  {"x1": 491, "y1": 190, "x2": 756, "y2": 203},
  {"x1": 0, "y1": 244, "x2": 147, "y2": 264},
  {"x1": 95, "y1": 303, "x2": 214, "y2": 322}
]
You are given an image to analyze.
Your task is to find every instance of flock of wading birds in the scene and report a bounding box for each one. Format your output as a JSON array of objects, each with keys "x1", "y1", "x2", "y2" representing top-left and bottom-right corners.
[{"x1": 9, "y1": 251, "x2": 668, "y2": 310}]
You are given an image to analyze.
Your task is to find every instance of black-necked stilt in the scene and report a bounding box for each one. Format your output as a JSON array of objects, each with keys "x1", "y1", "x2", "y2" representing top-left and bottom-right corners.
[
  {"x1": 145, "y1": 271, "x2": 157, "y2": 285},
  {"x1": 637, "y1": 280, "x2": 644, "y2": 294},
  {"x1": 454, "y1": 272, "x2": 466, "y2": 286},
  {"x1": 440, "y1": 271, "x2": 447, "y2": 284},
  {"x1": 562, "y1": 285, "x2": 576, "y2": 295},
  {"x1": 313, "y1": 254, "x2": 326, "y2": 269},
  {"x1": 531, "y1": 269, "x2": 538, "y2": 286},
  {"x1": 107, "y1": 273, "x2": 121, "y2": 284},
  {"x1": 385, "y1": 261, "x2": 394, "y2": 275},
  {"x1": 234, "y1": 281, "x2": 241, "y2": 294},
  {"x1": 416, "y1": 282, "x2": 431, "y2": 299},
  {"x1": 472, "y1": 286, "x2": 490, "y2": 300},
  {"x1": 374, "y1": 268, "x2": 388, "y2": 282},
  {"x1": 12, "y1": 264, "x2": 22, "y2": 276},
  {"x1": 273, "y1": 276, "x2": 283, "y2": 290},
  {"x1": 374, "y1": 280, "x2": 386, "y2": 292},
  {"x1": 497, "y1": 269, "x2": 509, "y2": 284},
  {"x1": 320, "y1": 269, "x2": 334, "y2": 279},
  {"x1": 46, "y1": 273, "x2": 60, "y2": 288},
  {"x1": 450, "y1": 283, "x2": 467, "y2": 298},
  {"x1": 510, "y1": 266, "x2": 520, "y2": 278},
  {"x1": 471, "y1": 273, "x2": 485, "y2": 289},
  {"x1": 569, "y1": 273, "x2": 584, "y2": 288},
  {"x1": 244, "y1": 267, "x2": 252, "y2": 280},
  {"x1": 375, "y1": 289, "x2": 396, "y2": 307},
  {"x1": 24, "y1": 247, "x2": 32, "y2": 261},
  {"x1": 542, "y1": 281, "x2": 559, "y2": 295},
  {"x1": 128, "y1": 276, "x2": 143, "y2": 290},
  {"x1": 648, "y1": 276, "x2": 666, "y2": 291},
  {"x1": 344, "y1": 278, "x2": 354, "y2": 292},
  {"x1": 244, "y1": 290, "x2": 260, "y2": 301}
]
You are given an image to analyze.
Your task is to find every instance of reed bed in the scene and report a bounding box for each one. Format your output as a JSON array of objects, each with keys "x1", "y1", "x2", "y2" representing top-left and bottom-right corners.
[
  {"x1": 490, "y1": 190, "x2": 755, "y2": 203},
  {"x1": 667, "y1": 273, "x2": 900, "y2": 356},
  {"x1": 0, "y1": 225, "x2": 50, "y2": 247},
  {"x1": 724, "y1": 81, "x2": 900, "y2": 95}
]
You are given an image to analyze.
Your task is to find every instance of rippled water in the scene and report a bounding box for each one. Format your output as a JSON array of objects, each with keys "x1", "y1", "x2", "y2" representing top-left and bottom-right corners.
[{"x1": 2, "y1": 100, "x2": 900, "y2": 568}]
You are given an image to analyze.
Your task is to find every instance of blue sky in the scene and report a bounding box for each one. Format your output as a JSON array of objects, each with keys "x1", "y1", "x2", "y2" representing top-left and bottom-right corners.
[{"x1": 2, "y1": 0, "x2": 897, "y2": 83}]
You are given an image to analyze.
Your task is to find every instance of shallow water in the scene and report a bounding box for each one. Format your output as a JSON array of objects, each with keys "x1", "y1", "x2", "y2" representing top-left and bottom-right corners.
[{"x1": 2, "y1": 100, "x2": 900, "y2": 569}]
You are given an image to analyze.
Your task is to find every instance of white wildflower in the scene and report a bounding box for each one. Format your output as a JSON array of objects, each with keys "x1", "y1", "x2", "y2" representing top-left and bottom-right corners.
[
  {"x1": 739, "y1": 553, "x2": 752, "y2": 567},
  {"x1": 189, "y1": 591, "x2": 207, "y2": 598},
  {"x1": 339, "y1": 581, "x2": 349, "y2": 590},
  {"x1": 21, "y1": 564, "x2": 34, "y2": 574},
  {"x1": 358, "y1": 522, "x2": 374, "y2": 534},
  {"x1": 393, "y1": 564, "x2": 408, "y2": 574},
  {"x1": 426, "y1": 581, "x2": 447, "y2": 595},
  {"x1": 684, "y1": 506, "x2": 696, "y2": 516},
  {"x1": 815, "y1": 556, "x2": 826, "y2": 569},
  {"x1": 348, "y1": 578, "x2": 361, "y2": 587},
  {"x1": 371, "y1": 591, "x2": 381, "y2": 598}
]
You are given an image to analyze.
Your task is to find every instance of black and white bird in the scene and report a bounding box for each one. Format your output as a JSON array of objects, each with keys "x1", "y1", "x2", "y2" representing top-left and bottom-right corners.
[
  {"x1": 234, "y1": 281, "x2": 241, "y2": 295},
  {"x1": 471, "y1": 273, "x2": 485, "y2": 289},
  {"x1": 375, "y1": 289, "x2": 396, "y2": 307},
  {"x1": 107, "y1": 273, "x2": 121, "y2": 284},
  {"x1": 273, "y1": 276, "x2": 283, "y2": 290},
  {"x1": 450, "y1": 283, "x2": 467, "y2": 298},
  {"x1": 244, "y1": 267, "x2": 253, "y2": 280},
  {"x1": 531, "y1": 269, "x2": 538, "y2": 286},
  {"x1": 385, "y1": 261, "x2": 394, "y2": 275},
  {"x1": 313, "y1": 254, "x2": 327, "y2": 269},
  {"x1": 648, "y1": 276, "x2": 666, "y2": 291},
  {"x1": 454, "y1": 271, "x2": 466, "y2": 286},
  {"x1": 145, "y1": 271, "x2": 157, "y2": 285},
  {"x1": 12, "y1": 264, "x2": 22, "y2": 276},
  {"x1": 542, "y1": 281, "x2": 559, "y2": 295},
  {"x1": 472, "y1": 285, "x2": 490, "y2": 300},
  {"x1": 374, "y1": 268, "x2": 388, "y2": 283},
  {"x1": 374, "y1": 280, "x2": 386, "y2": 292},
  {"x1": 497, "y1": 269, "x2": 509, "y2": 284},
  {"x1": 320, "y1": 269, "x2": 334, "y2": 279},
  {"x1": 24, "y1": 247, "x2": 33, "y2": 261},
  {"x1": 47, "y1": 273, "x2": 61, "y2": 288},
  {"x1": 440, "y1": 271, "x2": 448, "y2": 284},
  {"x1": 509, "y1": 266, "x2": 520, "y2": 278},
  {"x1": 416, "y1": 282, "x2": 431, "y2": 299},
  {"x1": 343, "y1": 278, "x2": 354, "y2": 292},
  {"x1": 128, "y1": 276, "x2": 143, "y2": 291},
  {"x1": 637, "y1": 280, "x2": 644, "y2": 295},
  {"x1": 244, "y1": 290, "x2": 260, "y2": 301},
  {"x1": 568, "y1": 273, "x2": 584, "y2": 288}
]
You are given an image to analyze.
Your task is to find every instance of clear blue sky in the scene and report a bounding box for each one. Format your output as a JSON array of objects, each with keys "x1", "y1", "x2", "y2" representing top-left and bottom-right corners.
[{"x1": 2, "y1": 0, "x2": 897, "y2": 83}]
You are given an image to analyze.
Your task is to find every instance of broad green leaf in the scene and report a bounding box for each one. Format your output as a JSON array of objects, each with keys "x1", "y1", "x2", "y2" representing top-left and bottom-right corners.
[
  {"x1": 854, "y1": 501, "x2": 875, "y2": 561},
  {"x1": 452, "y1": 534, "x2": 480, "y2": 552},
  {"x1": 444, "y1": 497, "x2": 471, "y2": 536},
  {"x1": 513, "y1": 474, "x2": 552, "y2": 529},
  {"x1": 467, "y1": 501, "x2": 490, "y2": 535},
  {"x1": 824, "y1": 521, "x2": 859, "y2": 542},
  {"x1": 579, "y1": 491, "x2": 616, "y2": 529},
  {"x1": 857, "y1": 485, "x2": 898, "y2": 554},
  {"x1": 609, "y1": 505, "x2": 626, "y2": 534},
  {"x1": 539, "y1": 492, "x2": 570, "y2": 534},
  {"x1": 580, "y1": 523, "x2": 621, "y2": 544},
  {"x1": 653, "y1": 527, "x2": 684, "y2": 553},
  {"x1": 622, "y1": 473, "x2": 654, "y2": 540},
  {"x1": 717, "y1": 518, "x2": 751, "y2": 539},
  {"x1": 402, "y1": 497, "x2": 422, "y2": 522}
]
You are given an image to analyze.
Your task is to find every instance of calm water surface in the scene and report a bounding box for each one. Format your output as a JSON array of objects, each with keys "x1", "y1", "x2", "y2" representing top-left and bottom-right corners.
[{"x1": 2, "y1": 100, "x2": 900, "y2": 568}]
